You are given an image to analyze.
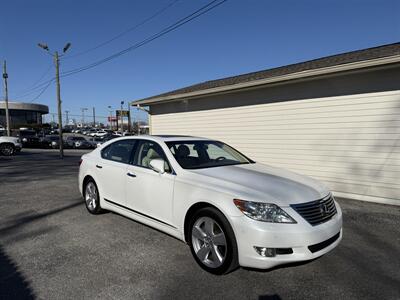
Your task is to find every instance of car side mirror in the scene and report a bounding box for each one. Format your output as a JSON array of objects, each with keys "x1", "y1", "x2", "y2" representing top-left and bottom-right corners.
[{"x1": 149, "y1": 158, "x2": 165, "y2": 174}]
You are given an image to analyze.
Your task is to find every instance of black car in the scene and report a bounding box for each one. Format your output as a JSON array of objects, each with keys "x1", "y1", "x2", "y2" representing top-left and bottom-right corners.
[
  {"x1": 65, "y1": 136, "x2": 94, "y2": 149},
  {"x1": 40, "y1": 135, "x2": 62, "y2": 149},
  {"x1": 19, "y1": 130, "x2": 41, "y2": 148},
  {"x1": 102, "y1": 134, "x2": 119, "y2": 143}
]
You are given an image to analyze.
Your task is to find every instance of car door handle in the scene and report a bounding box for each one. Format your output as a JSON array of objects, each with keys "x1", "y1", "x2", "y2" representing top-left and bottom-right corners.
[
  {"x1": 96, "y1": 165, "x2": 103, "y2": 169},
  {"x1": 127, "y1": 172, "x2": 136, "y2": 178}
]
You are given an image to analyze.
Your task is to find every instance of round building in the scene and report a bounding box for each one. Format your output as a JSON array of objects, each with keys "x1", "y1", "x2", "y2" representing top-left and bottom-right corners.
[{"x1": 0, "y1": 101, "x2": 49, "y2": 129}]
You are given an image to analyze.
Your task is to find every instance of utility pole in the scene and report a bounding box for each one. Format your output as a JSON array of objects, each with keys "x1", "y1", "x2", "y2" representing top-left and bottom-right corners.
[
  {"x1": 127, "y1": 102, "x2": 132, "y2": 133},
  {"x1": 65, "y1": 110, "x2": 69, "y2": 125},
  {"x1": 54, "y1": 51, "x2": 64, "y2": 158},
  {"x1": 120, "y1": 101, "x2": 124, "y2": 133},
  {"x1": 92, "y1": 107, "x2": 96, "y2": 127},
  {"x1": 38, "y1": 42, "x2": 71, "y2": 159},
  {"x1": 2, "y1": 60, "x2": 11, "y2": 136},
  {"x1": 107, "y1": 106, "x2": 113, "y2": 130}
]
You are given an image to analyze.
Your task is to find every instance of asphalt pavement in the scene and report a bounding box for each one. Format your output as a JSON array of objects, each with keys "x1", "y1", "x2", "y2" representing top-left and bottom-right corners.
[{"x1": 0, "y1": 149, "x2": 399, "y2": 300}]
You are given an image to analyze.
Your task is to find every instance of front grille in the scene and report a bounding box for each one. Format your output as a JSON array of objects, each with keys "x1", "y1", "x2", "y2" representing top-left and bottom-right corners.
[
  {"x1": 290, "y1": 194, "x2": 337, "y2": 226},
  {"x1": 308, "y1": 232, "x2": 340, "y2": 253}
]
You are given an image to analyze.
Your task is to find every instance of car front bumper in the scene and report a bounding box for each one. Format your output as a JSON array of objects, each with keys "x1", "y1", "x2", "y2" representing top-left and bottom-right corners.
[{"x1": 230, "y1": 201, "x2": 343, "y2": 269}]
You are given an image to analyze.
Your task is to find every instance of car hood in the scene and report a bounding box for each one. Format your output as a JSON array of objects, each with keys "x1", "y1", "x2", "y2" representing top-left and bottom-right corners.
[
  {"x1": 190, "y1": 163, "x2": 330, "y2": 206},
  {"x1": 0, "y1": 136, "x2": 19, "y2": 143}
]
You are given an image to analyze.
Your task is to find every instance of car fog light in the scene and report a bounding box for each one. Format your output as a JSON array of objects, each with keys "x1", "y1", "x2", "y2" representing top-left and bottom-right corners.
[{"x1": 254, "y1": 246, "x2": 276, "y2": 257}]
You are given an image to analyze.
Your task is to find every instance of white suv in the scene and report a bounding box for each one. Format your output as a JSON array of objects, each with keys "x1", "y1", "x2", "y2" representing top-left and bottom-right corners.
[{"x1": 0, "y1": 136, "x2": 22, "y2": 156}]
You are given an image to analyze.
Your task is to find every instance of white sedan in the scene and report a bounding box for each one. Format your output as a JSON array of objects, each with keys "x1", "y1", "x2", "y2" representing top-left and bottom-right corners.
[{"x1": 79, "y1": 135, "x2": 342, "y2": 274}]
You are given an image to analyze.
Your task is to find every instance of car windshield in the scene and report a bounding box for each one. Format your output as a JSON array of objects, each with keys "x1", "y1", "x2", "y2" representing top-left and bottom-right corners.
[
  {"x1": 166, "y1": 140, "x2": 253, "y2": 169},
  {"x1": 19, "y1": 130, "x2": 36, "y2": 136}
]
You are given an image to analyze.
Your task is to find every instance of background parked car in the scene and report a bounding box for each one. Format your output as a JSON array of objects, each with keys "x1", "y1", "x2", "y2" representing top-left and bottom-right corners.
[
  {"x1": 96, "y1": 134, "x2": 119, "y2": 146},
  {"x1": 65, "y1": 136, "x2": 95, "y2": 149},
  {"x1": 94, "y1": 129, "x2": 109, "y2": 137},
  {"x1": 86, "y1": 129, "x2": 98, "y2": 136},
  {"x1": 0, "y1": 136, "x2": 22, "y2": 156},
  {"x1": 18, "y1": 129, "x2": 41, "y2": 148},
  {"x1": 40, "y1": 135, "x2": 62, "y2": 149},
  {"x1": 88, "y1": 136, "x2": 105, "y2": 147}
]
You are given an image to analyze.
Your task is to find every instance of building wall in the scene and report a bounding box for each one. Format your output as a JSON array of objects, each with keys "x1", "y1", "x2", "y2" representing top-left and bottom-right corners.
[{"x1": 150, "y1": 89, "x2": 400, "y2": 205}]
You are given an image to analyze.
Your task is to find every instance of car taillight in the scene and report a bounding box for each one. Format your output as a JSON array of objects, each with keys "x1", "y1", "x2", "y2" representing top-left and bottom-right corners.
[{"x1": 79, "y1": 159, "x2": 83, "y2": 166}]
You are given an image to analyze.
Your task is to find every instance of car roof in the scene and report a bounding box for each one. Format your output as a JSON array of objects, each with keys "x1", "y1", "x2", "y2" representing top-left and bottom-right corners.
[{"x1": 114, "y1": 135, "x2": 212, "y2": 143}]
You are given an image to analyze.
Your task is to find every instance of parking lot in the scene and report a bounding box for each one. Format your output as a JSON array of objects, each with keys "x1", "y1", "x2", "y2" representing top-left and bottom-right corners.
[{"x1": 1, "y1": 149, "x2": 399, "y2": 300}]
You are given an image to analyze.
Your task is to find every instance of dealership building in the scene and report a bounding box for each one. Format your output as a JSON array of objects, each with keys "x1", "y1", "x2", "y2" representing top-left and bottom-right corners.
[
  {"x1": 0, "y1": 101, "x2": 49, "y2": 129},
  {"x1": 133, "y1": 43, "x2": 400, "y2": 205}
]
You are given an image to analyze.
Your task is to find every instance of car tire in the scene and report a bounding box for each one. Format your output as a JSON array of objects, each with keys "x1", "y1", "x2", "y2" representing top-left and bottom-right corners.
[
  {"x1": 0, "y1": 143, "x2": 15, "y2": 156},
  {"x1": 188, "y1": 207, "x2": 239, "y2": 275},
  {"x1": 83, "y1": 179, "x2": 104, "y2": 215}
]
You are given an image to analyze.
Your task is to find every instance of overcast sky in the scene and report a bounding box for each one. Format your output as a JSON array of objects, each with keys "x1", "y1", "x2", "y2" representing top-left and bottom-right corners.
[{"x1": 1, "y1": 0, "x2": 399, "y2": 123}]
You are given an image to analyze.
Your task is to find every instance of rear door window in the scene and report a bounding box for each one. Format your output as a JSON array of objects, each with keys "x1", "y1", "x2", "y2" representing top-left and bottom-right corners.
[{"x1": 101, "y1": 140, "x2": 137, "y2": 164}]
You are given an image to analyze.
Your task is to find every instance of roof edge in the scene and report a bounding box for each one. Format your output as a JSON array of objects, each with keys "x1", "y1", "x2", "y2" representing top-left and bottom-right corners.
[{"x1": 132, "y1": 54, "x2": 400, "y2": 106}]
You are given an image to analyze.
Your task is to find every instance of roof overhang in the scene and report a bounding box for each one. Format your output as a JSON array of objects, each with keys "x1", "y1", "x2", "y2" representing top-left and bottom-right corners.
[
  {"x1": 132, "y1": 54, "x2": 400, "y2": 106},
  {"x1": 0, "y1": 101, "x2": 49, "y2": 114}
]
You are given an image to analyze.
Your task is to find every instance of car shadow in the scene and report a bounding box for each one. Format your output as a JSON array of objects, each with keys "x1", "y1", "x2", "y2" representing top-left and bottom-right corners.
[{"x1": 242, "y1": 258, "x2": 320, "y2": 273}]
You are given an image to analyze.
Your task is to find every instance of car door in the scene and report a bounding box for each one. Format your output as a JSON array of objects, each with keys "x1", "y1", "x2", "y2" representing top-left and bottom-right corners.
[
  {"x1": 95, "y1": 139, "x2": 137, "y2": 206},
  {"x1": 125, "y1": 140, "x2": 175, "y2": 226}
]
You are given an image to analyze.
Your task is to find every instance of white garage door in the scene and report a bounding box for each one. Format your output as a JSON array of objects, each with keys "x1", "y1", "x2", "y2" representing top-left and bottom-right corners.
[{"x1": 150, "y1": 90, "x2": 400, "y2": 205}]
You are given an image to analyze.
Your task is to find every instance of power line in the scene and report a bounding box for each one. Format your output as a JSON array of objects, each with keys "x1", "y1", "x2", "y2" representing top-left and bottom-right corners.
[
  {"x1": 10, "y1": 65, "x2": 53, "y2": 99},
  {"x1": 64, "y1": 0, "x2": 180, "y2": 60},
  {"x1": 10, "y1": 0, "x2": 227, "y2": 99},
  {"x1": 26, "y1": 64, "x2": 52, "y2": 90},
  {"x1": 60, "y1": 0, "x2": 227, "y2": 78},
  {"x1": 13, "y1": 78, "x2": 54, "y2": 99},
  {"x1": 28, "y1": 80, "x2": 53, "y2": 103}
]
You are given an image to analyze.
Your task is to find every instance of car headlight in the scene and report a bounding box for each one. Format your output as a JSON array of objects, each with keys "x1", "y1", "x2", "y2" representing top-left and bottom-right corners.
[
  {"x1": 22, "y1": 138, "x2": 27, "y2": 142},
  {"x1": 233, "y1": 199, "x2": 296, "y2": 223}
]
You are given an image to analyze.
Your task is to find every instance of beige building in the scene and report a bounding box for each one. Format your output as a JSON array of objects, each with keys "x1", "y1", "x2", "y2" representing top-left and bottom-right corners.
[{"x1": 133, "y1": 43, "x2": 400, "y2": 205}]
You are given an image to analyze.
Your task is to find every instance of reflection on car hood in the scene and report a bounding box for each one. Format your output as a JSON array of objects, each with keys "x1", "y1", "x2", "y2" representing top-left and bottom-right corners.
[{"x1": 191, "y1": 163, "x2": 329, "y2": 205}]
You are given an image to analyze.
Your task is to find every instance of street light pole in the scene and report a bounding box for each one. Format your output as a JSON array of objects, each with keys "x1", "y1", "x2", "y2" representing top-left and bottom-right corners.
[
  {"x1": 38, "y1": 42, "x2": 71, "y2": 159},
  {"x1": 92, "y1": 107, "x2": 96, "y2": 127},
  {"x1": 2, "y1": 60, "x2": 11, "y2": 136},
  {"x1": 107, "y1": 106, "x2": 113, "y2": 130},
  {"x1": 120, "y1": 101, "x2": 124, "y2": 133},
  {"x1": 54, "y1": 51, "x2": 64, "y2": 158},
  {"x1": 127, "y1": 102, "x2": 132, "y2": 133}
]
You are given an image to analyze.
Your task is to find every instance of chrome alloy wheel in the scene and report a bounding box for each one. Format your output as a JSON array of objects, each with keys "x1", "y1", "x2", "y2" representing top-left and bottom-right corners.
[
  {"x1": 85, "y1": 182, "x2": 97, "y2": 211},
  {"x1": 1, "y1": 144, "x2": 14, "y2": 156},
  {"x1": 191, "y1": 216, "x2": 227, "y2": 268}
]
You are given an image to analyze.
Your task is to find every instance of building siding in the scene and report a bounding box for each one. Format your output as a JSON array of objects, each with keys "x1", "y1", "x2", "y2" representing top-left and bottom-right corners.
[{"x1": 150, "y1": 90, "x2": 400, "y2": 205}]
